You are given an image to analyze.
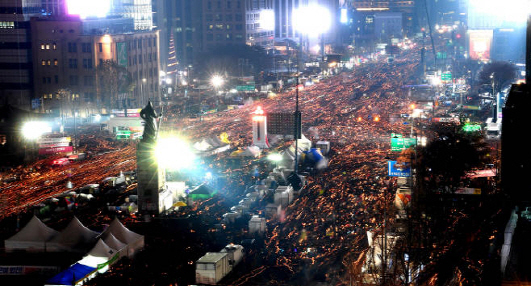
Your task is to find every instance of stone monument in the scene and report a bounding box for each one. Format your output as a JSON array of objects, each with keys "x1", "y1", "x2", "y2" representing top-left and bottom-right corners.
[{"x1": 136, "y1": 101, "x2": 165, "y2": 216}]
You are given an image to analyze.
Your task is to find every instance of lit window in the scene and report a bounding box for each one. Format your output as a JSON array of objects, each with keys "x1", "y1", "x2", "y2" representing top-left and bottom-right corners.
[
  {"x1": 46, "y1": 44, "x2": 50, "y2": 50},
  {"x1": 0, "y1": 21, "x2": 14, "y2": 29},
  {"x1": 41, "y1": 44, "x2": 45, "y2": 50}
]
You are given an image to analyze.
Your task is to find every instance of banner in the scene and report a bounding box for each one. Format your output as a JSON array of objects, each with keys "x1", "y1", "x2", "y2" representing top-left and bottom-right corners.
[
  {"x1": 38, "y1": 146, "x2": 73, "y2": 155},
  {"x1": 469, "y1": 30, "x2": 493, "y2": 61},
  {"x1": 0, "y1": 265, "x2": 59, "y2": 275},
  {"x1": 37, "y1": 137, "x2": 71, "y2": 145}
]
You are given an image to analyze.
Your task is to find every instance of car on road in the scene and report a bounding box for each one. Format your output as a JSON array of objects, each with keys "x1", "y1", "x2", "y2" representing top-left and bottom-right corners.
[{"x1": 51, "y1": 158, "x2": 70, "y2": 167}]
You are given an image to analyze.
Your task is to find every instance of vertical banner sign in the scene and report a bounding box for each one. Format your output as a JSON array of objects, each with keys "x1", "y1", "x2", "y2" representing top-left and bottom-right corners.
[{"x1": 117, "y1": 42, "x2": 127, "y2": 67}]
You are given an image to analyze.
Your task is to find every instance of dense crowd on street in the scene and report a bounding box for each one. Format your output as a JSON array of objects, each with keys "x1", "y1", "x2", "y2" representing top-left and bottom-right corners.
[{"x1": 1, "y1": 43, "x2": 437, "y2": 285}]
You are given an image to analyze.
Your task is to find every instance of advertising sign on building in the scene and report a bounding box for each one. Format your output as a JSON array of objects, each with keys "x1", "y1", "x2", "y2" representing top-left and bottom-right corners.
[
  {"x1": 469, "y1": 30, "x2": 493, "y2": 61},
  {"x1": 37, "y1": 137, "x2": 72, "y2": 148}
]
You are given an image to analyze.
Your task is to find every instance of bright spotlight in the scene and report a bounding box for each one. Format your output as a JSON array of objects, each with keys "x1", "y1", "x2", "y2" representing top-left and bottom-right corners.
[
  {"x1": 294, "y1": 5, "x2": 332, "y2": 36},
  {"x1": 22, "y1": 121, "x2": 51, "y2": 140},
  {"x1": 67, "y1": 0, "x2": 110, "y2": 19},
  {"x1": 260, "y1": 10, "x2": 275, "y2": 31},
  {"x1": 211, "y1": 75, "x2": 224, "y2": 88},
  {"x1": 267, "y1": 153, "x2": 282, "y2": 162},
  {"x1": 155, "y1": 137, "x2": 196, "y2": 170}
]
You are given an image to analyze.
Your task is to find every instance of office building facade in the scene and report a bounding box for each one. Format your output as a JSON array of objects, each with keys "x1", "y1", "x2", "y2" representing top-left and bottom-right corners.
[{"x1": 31, "y1": 16, "x2": 159, "y2": 116}]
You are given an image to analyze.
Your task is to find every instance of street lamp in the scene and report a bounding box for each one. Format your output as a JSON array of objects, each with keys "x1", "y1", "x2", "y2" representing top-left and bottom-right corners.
[{"x1": 211, "y1": 75, "x2": 224, "y2": 90}]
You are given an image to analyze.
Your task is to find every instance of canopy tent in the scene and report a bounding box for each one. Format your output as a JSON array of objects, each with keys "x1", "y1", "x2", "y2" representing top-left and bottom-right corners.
[
  {"x1": 230, "y1": 146, "x2": 261, "y2": 158},
  {"x1": 77, "y1": 239, "x2": 118, "y2": 273},
  {"x1": 103, "y1": 233, "x2": 127, "y2": 258},
  {"x1": 99, "y1": 218, "x2": 144, "y2": 257},
  {"x1": 188, "y1": 184, "x2": 218, "y2": 200},
  {"x1": 45, "y1": 263, "x2": 96, "y2": 286},
  {"x1": 296, "y1": 134, "x2": 312, "y2": 152},
  {"x1": 205, "y1": 136, "x2": 224, "y2": 148},
  {"x1": 4, "y1": 216, "x2": 59, "y2": 252},
  {"x1": 193, "y1": 139, "x2": 212, "y2": 152},
  {"x1": 47, "y1": 217, "x2": 100, "y2": 252}
]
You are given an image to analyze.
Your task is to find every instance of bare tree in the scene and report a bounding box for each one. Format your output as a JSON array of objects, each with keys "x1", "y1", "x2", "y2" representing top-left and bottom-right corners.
[
  {"x1": 477, "y1": 61, "x2": 517, "y2": 94},
  {"x1": 96, "y1": 60, "x2": 133, "y2": 111}
]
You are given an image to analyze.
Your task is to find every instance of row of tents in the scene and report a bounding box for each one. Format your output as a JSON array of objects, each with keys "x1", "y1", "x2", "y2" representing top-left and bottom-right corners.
[{"x1": 3, "y1": 216, "x2": 144, "y2": 286}]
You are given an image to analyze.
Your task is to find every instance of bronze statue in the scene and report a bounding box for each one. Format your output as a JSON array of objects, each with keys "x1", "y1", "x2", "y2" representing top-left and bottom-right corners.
[{"x1": 140, "y1": 101, "x2": 162, "y2": 143}]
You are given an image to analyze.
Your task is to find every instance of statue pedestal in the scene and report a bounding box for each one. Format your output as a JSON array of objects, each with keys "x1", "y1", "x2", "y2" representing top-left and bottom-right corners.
[{"x1": 136, "y1": 141, "x2": 165, "y2": 216}]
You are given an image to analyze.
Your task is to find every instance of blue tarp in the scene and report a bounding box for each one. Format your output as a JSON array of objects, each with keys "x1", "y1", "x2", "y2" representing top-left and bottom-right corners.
[
  {"x1": 303, "y1": 148, "x2": 324, "y2": 163},
  {"x1": 46, "y1": 263, "x2": 96, "y2": 285}
]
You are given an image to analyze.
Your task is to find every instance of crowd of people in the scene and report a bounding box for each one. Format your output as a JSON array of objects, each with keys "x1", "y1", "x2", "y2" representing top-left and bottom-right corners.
[{"x1": 1, "y1": 41, "x2": 438, "y2": 285}]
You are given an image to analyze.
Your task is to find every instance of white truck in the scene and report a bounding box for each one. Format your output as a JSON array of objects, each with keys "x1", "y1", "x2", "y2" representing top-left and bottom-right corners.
[
  {"x1": 485, "y1": 117, "x2": 502, "y2": 140},
  {"x1": 196, "y1": 252, "x2": 230, "y2": 285}
]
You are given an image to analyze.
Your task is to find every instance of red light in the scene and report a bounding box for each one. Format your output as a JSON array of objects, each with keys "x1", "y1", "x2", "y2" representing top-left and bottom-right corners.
[{"x1": 456, "y1": 34, "x2": 461, "y2": 39}]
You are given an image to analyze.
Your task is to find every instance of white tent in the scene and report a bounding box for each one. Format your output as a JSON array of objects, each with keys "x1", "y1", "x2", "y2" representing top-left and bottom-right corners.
[
  {"x1": 4, "y1": 216, "x2": 59, "y2": 252},
  {"x1": 193, "y1": 139, "x2": 212, "y2": 151},
  {"x1": 103, "y1": 233, "x2": 127, "y2": 258},
  {"x1": 205, "y1": 136, "x2": 224, "y2": 148},
  {"x1": 99, "y1": 218, "x2": 144, "y2": 257},
  {"x1": 296, "y1": 134, "x2": 312, "y2": 152},
  {"x1": 78, "y1": 239, "x2": 118, "y2": 273},
  {"x1": 230, "y1": 146, "x2": 261, "y2": 158},
  {"x1": 47, "y1": 217, "x2": 100, "y2": 252}
]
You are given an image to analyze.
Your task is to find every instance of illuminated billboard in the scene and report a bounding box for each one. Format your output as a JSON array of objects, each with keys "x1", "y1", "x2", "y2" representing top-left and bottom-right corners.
[
  {"x1": 67, "y1": 0, "x2": 111, "y2": 19},
  {"x1": 468, "y1": 0, "x2": 530, "y2": 29},
  {"x1": 469, "y1": 30, "x2": 493, "y2": 61}
]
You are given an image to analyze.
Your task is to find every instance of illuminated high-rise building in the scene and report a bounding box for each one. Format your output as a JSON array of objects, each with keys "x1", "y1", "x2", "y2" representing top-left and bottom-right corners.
[
  {"x1": 351, "y1": 0, "x2": 417, "y2": 36},
  {"x1": 0, "y1": 0, "x2": 42, "y2": 109},
  {"x1": 166, "y1": 33, "x2": 178, "y2": 76},
  {"x1": 164, "y1": 0, "x2": 275, "y2": 68},
  {"x1": 110, "y1": 0, "x2": 153, "y2": 31}
]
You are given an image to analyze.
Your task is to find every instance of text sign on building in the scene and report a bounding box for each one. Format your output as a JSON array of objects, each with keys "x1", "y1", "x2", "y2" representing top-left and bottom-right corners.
[
  {"x1": 267, "y1": 112, "x2": 302, "y2": 139},
  {"x1": 388, "y1": 160, "x2": 411, "y2": 177}
]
